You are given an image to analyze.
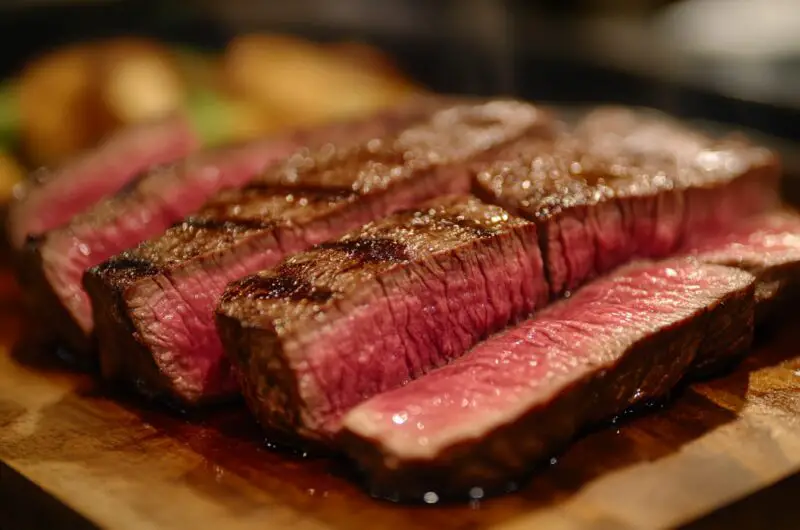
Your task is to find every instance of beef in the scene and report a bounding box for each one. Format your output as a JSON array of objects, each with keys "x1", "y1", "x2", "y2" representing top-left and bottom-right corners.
[
  {"x1": 339, "y1": 259, "x2": 755, "y2": 500},
  {"x1": 473, "y1": 108, "x2": 780, "y2": 297},
  {"x1": 19, "y1": 97, "x2": 444, "y2": 358},
  {"x1": 687, "y1": 210, "x2": 800, "y2": 331},
  {"x1": 7, "y1": 115, "x2": 199, "y2": 248},
  {"x1": 84, "y1": 100, "x2": 554, "y2": 405},
  {"x1": 217, "y1": 195, "x2": 548, "y2": 443},
  {"x1": 19, "y1": 139, "x2": 297, "y2": 356}
]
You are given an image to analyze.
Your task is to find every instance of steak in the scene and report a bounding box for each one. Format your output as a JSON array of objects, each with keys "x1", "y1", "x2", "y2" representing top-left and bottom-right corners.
[
  {"x1": 84, "y1": 100, "x2": 554, "y2": 405},
  {"x1": 19, "y1": 139, "x2": 297, "y2": 356},
  {"x1": 7, "y1": 115, "x2": 199, "y2": 248},
  {"x1": 339, "y1": 259, "x2": 755, "y2": 500},
  {"x1": 19, "y1": 97, "x2": 445, "y2": 358},
  {"x1": 474, "y1": 108, "x2": 780, "y2": 297},
  {"x1": 688, "y1": 210, "x2": 800, "y2": 330},
  {"x1": 217, "y1": 195, "x2": 548, "y2": 443}
]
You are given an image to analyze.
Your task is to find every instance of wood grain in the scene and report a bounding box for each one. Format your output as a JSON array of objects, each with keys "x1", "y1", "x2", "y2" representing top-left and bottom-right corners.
[{"x1": 1, "y1": 271, "x2": 800, "y2": 530}]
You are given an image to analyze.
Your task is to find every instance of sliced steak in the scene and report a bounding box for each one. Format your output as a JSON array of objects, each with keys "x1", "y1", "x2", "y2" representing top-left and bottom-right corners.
[
  {"x1": 7, "y1": 115, "x2": 199, "y2": 248},
  {"x1": 474, "y1": 109, "x2": 779, "y2": 297},
  {"x1": 20, "y1": 97, "x2": 444, "y2": 358},
  {"x1": 339, "y1": 259, "x2": 755, "y2": 500},
  {"x1": 20, "y1": 140, "x2": 297, "y2": 356},
  {"x1": 218, "y1": 195, "x2": 548, "y2": 443},
  {"x1": 687, "y1": 210, "x2": 800, "y2": 331},
  {"x1": 85, "y1": 100, "x2": 554, "y2": 405}
]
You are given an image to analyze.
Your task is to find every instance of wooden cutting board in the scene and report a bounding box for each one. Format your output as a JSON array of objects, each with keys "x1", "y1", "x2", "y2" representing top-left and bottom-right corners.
[{"x1": 2, "y1": 270, "x2": 800, "y2": 530}]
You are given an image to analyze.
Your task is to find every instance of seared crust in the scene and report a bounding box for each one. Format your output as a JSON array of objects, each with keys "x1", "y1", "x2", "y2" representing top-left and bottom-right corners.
[
  {"x1": 89, "y1": 99, "x2": 554, "y2": 288},
  {"x1": 86, "y1": 99, "x2": 556, "y2": 404},
  {"x1": 219, "y1": 195, "x2": 533, "y2": 332},
  {"x1": 217, "y1": 195, "x2": 547, "y2": 441},
  {"x1": 475, "y1": 127, "x2": 779, "y2": 224}
]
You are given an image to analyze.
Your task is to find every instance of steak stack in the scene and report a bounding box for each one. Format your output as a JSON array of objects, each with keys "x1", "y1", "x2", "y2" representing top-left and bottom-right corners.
[
  {"x1": 84, "y1": 100, "x2": 554, "y2": 404},
  {"x1": 19, "y1": 97, "x2": 447, "y2": 357},
  {"x1": 216, "y1": 106, "x2": 783, "y2": 448},
  {"x1": 15, "y1": 97, "x2": 800, "y2": 500},
  {"x1": 217, "y1": 195, "x2": 548, "y2": 442}
]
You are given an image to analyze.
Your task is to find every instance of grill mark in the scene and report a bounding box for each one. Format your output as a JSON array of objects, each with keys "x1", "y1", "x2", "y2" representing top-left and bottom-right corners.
[
  {"x1": 180, "y1": 217, "x2": 278, "y2": 232},
  {"x1": 93, "y1": 255, "x2": 160, "y2": 277},
  {"x1": 227, "y1": 275, "x2": 334, "y2": 304},
  {"x1": 317, "y1": 237, "x2": 410, "y2": 264},
  {"x1": 242, "y1": 182, "x2": 356, "y2": 197}
]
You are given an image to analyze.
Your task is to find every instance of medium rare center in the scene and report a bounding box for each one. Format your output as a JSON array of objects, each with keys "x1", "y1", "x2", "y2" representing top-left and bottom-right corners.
[
  {"x1": 340, "y1": 259, "x2": 755, "y2": 499},
  {"x1": 217, "y1": 195, "x2": 548, "y2": 442},
  {"x1": 84, "y1": 100, "x2": 554, "y2": 405},
  {"x1": 473, "y1": 108, "x2": 779, "y2": 296},
  {"x1": 20, "y1": 97, "x2": 448, "y2": 357}
]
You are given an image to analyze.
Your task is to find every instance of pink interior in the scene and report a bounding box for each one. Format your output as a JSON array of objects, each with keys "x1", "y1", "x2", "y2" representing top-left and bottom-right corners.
[
  {"x1": 12, "y1": 117, "x2": 199, "y2": 246},
  {"x1": 546, "y1": 172, "x2": 770, "y2": 295},
  {"x1": 296, "y1": 230, "x2": 546, "y2": 435},
  {"x1": 119, "y1": 165, "x2": 471, "y2": 402},
  {"x1": 42, "y1": 138, "x2": 297, "y2": 334},
  {"x1": 343, "y1": 261, "x2": 751, "y2": 454},
  {"x1": 689, "y1": 211, "x2": 800, "y2": 269}
]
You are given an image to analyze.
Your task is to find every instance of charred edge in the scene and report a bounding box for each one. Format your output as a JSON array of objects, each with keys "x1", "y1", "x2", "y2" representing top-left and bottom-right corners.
[
  {"x1": 317, "y1": 237, "x2": 410, "y2": 263},
  {"x1": 91, "y1": 255, "x2": 160, "y2": 278},
  {"x1": 180, "y1": 217, "x2": 278, "y2": 232},
  {"x1": 225, "y1": 274, "x2": 335, "y2": 304}
]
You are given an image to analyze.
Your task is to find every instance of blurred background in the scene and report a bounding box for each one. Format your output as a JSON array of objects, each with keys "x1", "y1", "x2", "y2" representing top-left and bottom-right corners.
[{"x1": 0, "y1": 0, "x2": 797, "y2": 201}]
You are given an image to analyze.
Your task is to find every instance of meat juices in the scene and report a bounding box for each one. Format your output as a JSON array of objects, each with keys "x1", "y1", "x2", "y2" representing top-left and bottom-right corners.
[
  {"x1": 85, "y1": 100, "x2": 554, "y2": 404},
  {"x1": 340, "y1": 260, "x2": 755, "y2": 499},
  {"x1": 217, "y1": 195, "x2": 548, "y2": 442}
]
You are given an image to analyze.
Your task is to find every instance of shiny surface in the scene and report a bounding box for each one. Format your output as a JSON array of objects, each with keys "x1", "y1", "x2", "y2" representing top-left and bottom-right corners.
[
  {"x1": 218, "y1": 195, "x2": 545, "y2": 441},
  {"x1": 342, "y1": 261, "x2": 753, "y2": 461},
  {"x1": 3, "y1": 267, "x2": 800, "y2": 528},
  {"x1": 477, "y1": 107, "x2": 778, "y2": 221}
]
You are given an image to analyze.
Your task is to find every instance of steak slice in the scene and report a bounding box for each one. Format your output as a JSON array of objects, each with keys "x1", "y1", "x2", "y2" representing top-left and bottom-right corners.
[
  {"x1": 85, "y1": 100, "x2": 554, "y2": 405},
  {"x1": 218, "y1": 195, "x2": 548, "y2": 443},
  {"x1": 7, "y1": 115, "x2": 199, "y2": 248},
  {"x1": 19, "y1": 139, "x2": 297, "y2": 356},
  {"x1": 19, "y1": 97, "x2": 444, "y2": 358},
  {"x1": 687, "y1": 210, "x2": 800, "y2": 332},
  {"x1": 339, "y1": 259, "x2": 755, "y2": 500},
  {"x1": 474, "y1": 108, "x2": 779, "y2": 297}
]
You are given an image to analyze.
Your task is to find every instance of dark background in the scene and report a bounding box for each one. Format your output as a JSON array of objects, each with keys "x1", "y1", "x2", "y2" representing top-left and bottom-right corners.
[{"x1": 0, "y1": 0, "x2": 797, "y2": 139}]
